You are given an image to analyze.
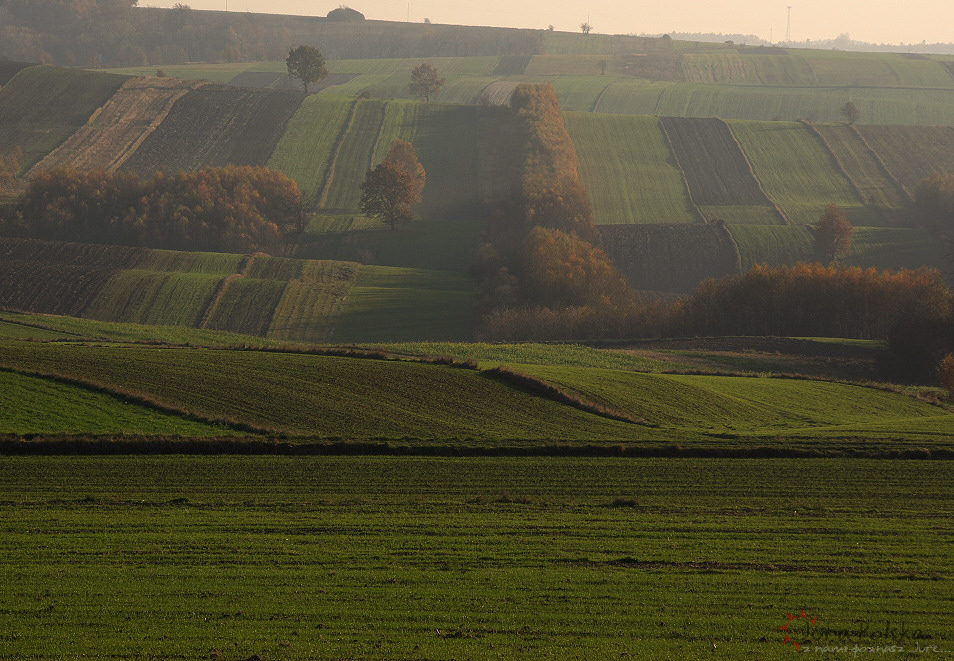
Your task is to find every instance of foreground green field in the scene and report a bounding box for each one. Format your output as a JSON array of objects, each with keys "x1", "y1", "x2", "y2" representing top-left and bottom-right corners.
[{"x1": 0, "y1": 456, "x2": 949, "y2": 660}]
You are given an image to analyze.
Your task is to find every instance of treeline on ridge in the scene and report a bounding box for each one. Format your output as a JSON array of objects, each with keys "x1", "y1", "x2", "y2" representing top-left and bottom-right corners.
[
  {"x1": 0, "y1": 1, "x2": 544, "y2": 67},
  {"x1": 2, "y1": 166, "x2": 301, "y2": 253}
]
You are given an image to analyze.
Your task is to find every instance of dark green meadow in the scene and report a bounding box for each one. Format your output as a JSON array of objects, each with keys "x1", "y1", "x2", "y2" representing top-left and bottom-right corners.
[{"x1": 0, "y1": 456, "x2": 950, "y2": 660}]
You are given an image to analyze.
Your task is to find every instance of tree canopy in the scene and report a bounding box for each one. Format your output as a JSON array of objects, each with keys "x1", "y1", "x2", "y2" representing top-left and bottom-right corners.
[
  {"x1": 409, "y1": 63, "x2": 445, "y2": 102},
  {"x1": 814, "y1": 203, "x2": 853, "y2": 264},
  {"x1": 286, "y1": 45, "x2": 327, "y2": 93}
]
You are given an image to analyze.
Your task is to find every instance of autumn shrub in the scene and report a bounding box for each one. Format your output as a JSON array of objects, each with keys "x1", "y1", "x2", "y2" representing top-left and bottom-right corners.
[{"x1": 6, "y1": 165, "x2": 301, "y2": 253}]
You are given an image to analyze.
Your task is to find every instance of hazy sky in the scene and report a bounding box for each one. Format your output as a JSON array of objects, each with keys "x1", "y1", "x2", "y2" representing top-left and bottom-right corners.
[{"x1": 140, "y1": 1, "x2": 954, "y2": 45}]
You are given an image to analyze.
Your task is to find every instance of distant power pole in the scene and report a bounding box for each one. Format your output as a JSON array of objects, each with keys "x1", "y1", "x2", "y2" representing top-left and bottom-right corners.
[{"x1": 786, "y1": 6, "x2": 792, "y2": 42}]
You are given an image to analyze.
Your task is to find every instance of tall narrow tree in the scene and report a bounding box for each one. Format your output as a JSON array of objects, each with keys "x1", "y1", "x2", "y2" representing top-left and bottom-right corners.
[{"x1": 814, "y1": 203, "x2": 853, "y2": 264}]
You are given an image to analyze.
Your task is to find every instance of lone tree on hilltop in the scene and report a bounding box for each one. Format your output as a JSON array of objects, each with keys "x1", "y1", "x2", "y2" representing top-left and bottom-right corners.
[
  {"x1": 360, "y1": 144, "x2": 426, "y2": 231},
  {"x1": 581, "y1": 22, "x2": 592, "y2": 35},
  {"x1": 814, "y1": 203, "x2": 853, "y2": 264},
  {"x1": 286, "y1": 45, "x2": 327, "y2": 93},
  {"x1": 409, "y1": 63, "x2": 445, "y2": 102},
  {"x1": 840, "y1": 100, "x2": 860, "y2": 124}
]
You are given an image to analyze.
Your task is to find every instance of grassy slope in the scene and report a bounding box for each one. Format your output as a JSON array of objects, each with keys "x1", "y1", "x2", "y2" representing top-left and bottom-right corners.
[
  {"x1": 83, "y1": 270, "x2": 221, "y2": 327},
  {"x1": 565, "y1": 112, "x2": 697, "y2": 225},
  {"x1": 855, "y1": 125, "x2": 954, "y2": 191},
  {"x1": 330, "y1": 265, "x2": 475, "y2": 342},
  {"x1": 0, "y1": 66, "x2": 128, "y2": 168},
  {"x1": 0, "y1": 370, "x2": 226, "y2": 436},
  {"x1": 0, "y1": 343, "x2": 632, "y2": 441}
]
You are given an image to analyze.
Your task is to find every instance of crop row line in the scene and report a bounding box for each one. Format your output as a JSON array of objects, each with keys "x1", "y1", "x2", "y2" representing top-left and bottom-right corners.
[
  {"x1": 719, "y1": 118, "x2": 790, "y2": 225},
  {"x1": 848, "y1": 124, "x2": 914, "y2": 204},
  {"x1": 656, "y1": 118, "x2": 707, "y2": 224},
  {"x1": 316, "y1": 97, "x2": 361, "y2": 210}
]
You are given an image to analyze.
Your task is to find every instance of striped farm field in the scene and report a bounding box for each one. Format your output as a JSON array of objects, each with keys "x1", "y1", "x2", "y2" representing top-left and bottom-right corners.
[
  {"x1": 729, "y1": 120, "x2": 869, "y2": 226},
  {"x1": 322, "y1": 98, "x2": 386, "y2": 211},
  {"x1": 0, "y1": 66, "x2": 127, "y2": 169},
  {"x1": 728, "y1": 225, "x2": 815, "y2": 271},
  {"x1": 660, "y1": 117, "x2": 782, "y2": 224},
  {"x1": 330, "y1": 265, "x2": 475, "y2": 342},
  {"x1": 855, "y1": 125, "x2": 954, "y2": 192},
  {"x1": 120, "y1": 84, "x2": 305, "y2": 175},
  {"x1": 267, "y1": 94, "x2": 356, "y2": 209},
  {"x1": 550, "y1": 76, "x2": 616, "y2": 112},
  {"x1": 28, "y1": 76, "x2": 206, "y2": 175},
  {"x1": 136, "y1": 249, "x2": 243, "y2": 275},
  {"x1": 267, "y1": 261, "x2": 360, "y2": 342},
  {"x1": 565, "y1": 112, "x2": 697, "y2": 225},
  {"x1": 810, "y1": 123, "x2": 909, "y2": 214},
  {"x1": 205, "y1": 278, "x2": 287, "y2": 337},
  {"x1": 0, "y1": 370, "x2": 227, "y2": 436},
  {"x1": 83, "y1": 270, "x2": 221, "y2": 327}
]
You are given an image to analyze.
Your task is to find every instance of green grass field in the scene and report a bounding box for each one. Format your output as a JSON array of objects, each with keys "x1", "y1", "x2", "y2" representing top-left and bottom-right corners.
[
  {"x1": 729, "y1": 121, "x2": 870, "y2": 226},
  {"x1": 565, "y1": 112, "x2": 698, "y2": 225},
  {"x1": 0, "y1": 456, "x2": 949, "y2": 660},
  {"x1": 83, "y1": 270, "x2": 221, "y2": 327}
]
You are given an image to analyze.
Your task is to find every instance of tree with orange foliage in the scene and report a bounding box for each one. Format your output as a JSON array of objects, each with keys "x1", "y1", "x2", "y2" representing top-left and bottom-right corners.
[
  {"x1": 409, "y1": 63, "x2": 445, "y2": 102},
  {"x1": 814, "y1": 203, "x2": 853, "y2": 264},
  {"x1": 359, "y1": 162, "x2": 417, "y2": 230},
  {"x1": 520, "y1": 226, "x2": 631, "y2": 308},
  {"x1": 383, "y1": 140, "x2": 426, "y2": 203}
]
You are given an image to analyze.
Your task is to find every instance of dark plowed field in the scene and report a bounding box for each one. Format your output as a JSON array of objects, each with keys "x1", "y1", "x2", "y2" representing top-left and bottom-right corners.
[
  {"x1": 0, "y1": 238, "x2": 147, "y2": 316},
  {"x1": 120, "y1": 85, "x2": 306, "y2": 175},
  {"x1": 661, "y1": 116, "x2": 772, "y2": 206},
  {"x1": 599, "y1": 223, "x2": 741, "y2": 293},
  {"x1": 492, "y1": 55, "x2": 532, "y2": 75}
]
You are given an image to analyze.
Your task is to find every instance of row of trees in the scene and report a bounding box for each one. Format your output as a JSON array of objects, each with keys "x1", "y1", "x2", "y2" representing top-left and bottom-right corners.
[
  {"x1": 3, "y1": 166, "x2": 302, "y2": 253},
  {"x1": 476, "y1": 83, "x2": 631, "y2": 312}
]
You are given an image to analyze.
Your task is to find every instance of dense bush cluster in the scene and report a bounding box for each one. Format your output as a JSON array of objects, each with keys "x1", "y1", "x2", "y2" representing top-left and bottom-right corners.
[{"x1": 5, "y1": 166, "x2": 301, "y2": 253}]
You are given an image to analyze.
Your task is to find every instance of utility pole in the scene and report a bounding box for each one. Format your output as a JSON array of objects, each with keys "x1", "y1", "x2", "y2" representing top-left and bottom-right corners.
[{"x1": 785, "y1": 6, "x2": 792, "y2": 42}]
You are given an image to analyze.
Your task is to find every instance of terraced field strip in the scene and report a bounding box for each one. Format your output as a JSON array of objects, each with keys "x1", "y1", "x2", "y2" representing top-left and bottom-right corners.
[
  {"x1": 598, "y1": 224, "x2": 741, "y2": 292},
  {"x1": 137, "y1": 249, "x2": 243, "y2": 275},
  {"x1": 0, "y1": 370, "x2": 227, "y2": 436},
  {"x1": 679, "y1": 51, "x2": 759, "y2": 84},
  {"x1": 492, "y1": 55, "x2": 531, "y2": 75},
  {"x1": 0, "y1": 66, "x2": 128, "y2": 168},
  {"x1": 330, "y1": 265, "x2": 476, "y2": 342},
  {"x1": 728, "y1": 225, "x2": 815, "y2": 271},
  {"x1": 321, "y1": 98, "x2": 383, "y2": 212},
  {"x1": 855, "y1": 124, "x2": 954, "y2": 192},
  {"x1": 748, "y1": 51, "x2": 817, "y2": 85},
  {"x1": 0, "y1": 343, "x2": 631, "y2": 440},
  {"x1": 810, "y1": 123, "x2": 908, "y2": 214},
  {"x1": 730, "y1": 120, "x2": 868, "y2": 226},
  {"x1": 82, "y1": 270, "x2": 222, "y2": 327},
  {"x1": 119, "y1": 85, "x2": 306, "y2": 175},
  {"x1": 660, "y1": 116, "x2": 783, "y2": 224},
  {"x1": 28, "y1": 76, "x2": 207, "y2": 175},
  {"x1": 564, "y1": 112, "x2": 697, "y2": 225},
  {"x1": 800, "y1": 49, "x2": 954, "y2": 88},
  {"x1": 268, "y1": 94, "x2": 355, "y2": 210},
  {"x1": 204, "y1": 277, "x2": 288, "y2": 337},
  {"x1": 103, "y1": 62, "x2": 264, "y2": 83},
  {"x1": 369, "y1": 100, "x2": 419, "y2": 164},
  {"x1": 1, "y1": 456, "x2": 950, "y2": 659},
  {"x1": 267, "y1": 260, "x2": 360, "y2": 342},
  {"x1": 550, "y1": 76, "x2": 616, "y2": 111}
]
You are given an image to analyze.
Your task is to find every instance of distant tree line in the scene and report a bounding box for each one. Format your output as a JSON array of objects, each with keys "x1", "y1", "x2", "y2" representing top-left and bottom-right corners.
[
  {"x1": 2, "y1": 166, "x2": 301, "y2": 253},
  {"x1": 0, "y1": 1, "x2": 543, "y2": 67}
]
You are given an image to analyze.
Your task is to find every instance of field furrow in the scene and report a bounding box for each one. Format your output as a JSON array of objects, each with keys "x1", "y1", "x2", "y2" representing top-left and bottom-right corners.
[
  {"x1": 323, "y1": 99, "x2": 386, "y2": 212},
  {"x1": 855, "y1": 125, "x2": 954, "y2": 191},
  {"x1": 205, "y1": 278, "x2": 288, "y2": 337},
  {"x1": 83, "y1": 271, "x2": 221, "y2": 327}
]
